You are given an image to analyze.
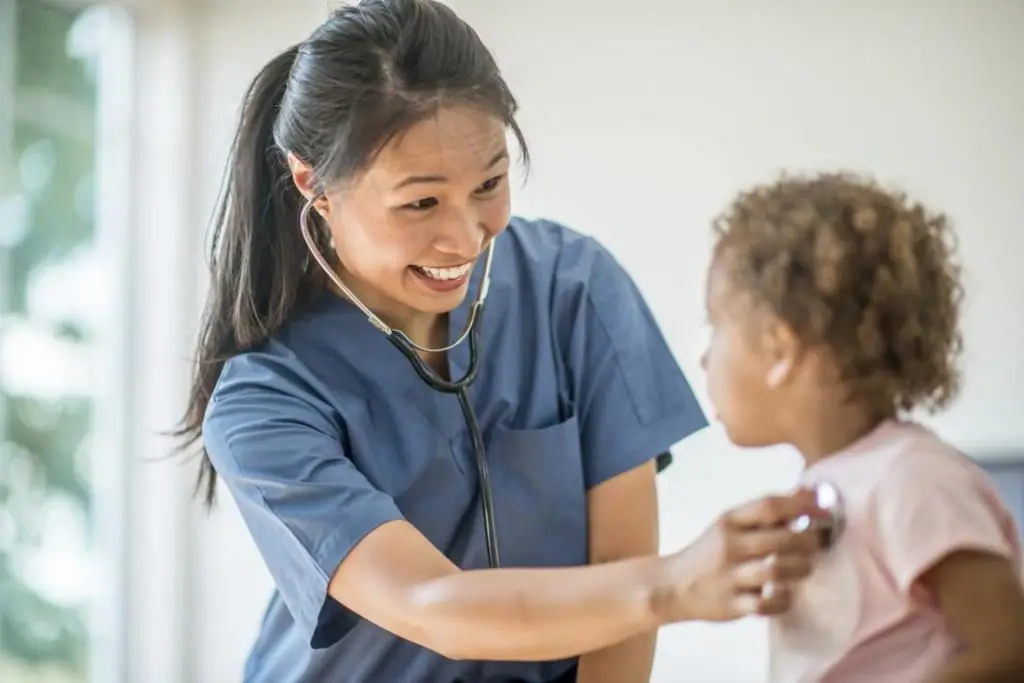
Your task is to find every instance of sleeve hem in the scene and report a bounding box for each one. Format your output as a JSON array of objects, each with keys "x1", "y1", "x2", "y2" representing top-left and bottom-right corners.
[
  {"x1": 584, "y1": 407, "x2": 708, "y2": 490},
  {"x1": 895, "y1": 539, "x2": 1015, "y2": 594},
  {"x1": 301, "y1": 499, "x2": 406, "y2": 648}
]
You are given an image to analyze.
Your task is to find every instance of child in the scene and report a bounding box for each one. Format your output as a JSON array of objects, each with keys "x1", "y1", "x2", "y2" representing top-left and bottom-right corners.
[{"x1": 701, "y1": 172, "x2": 1024, "y2": 682}]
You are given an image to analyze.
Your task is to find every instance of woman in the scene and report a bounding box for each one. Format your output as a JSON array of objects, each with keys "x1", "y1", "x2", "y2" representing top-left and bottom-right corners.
[{"x1": 178, "y1": 1, "x2": 823, "y2": 681}]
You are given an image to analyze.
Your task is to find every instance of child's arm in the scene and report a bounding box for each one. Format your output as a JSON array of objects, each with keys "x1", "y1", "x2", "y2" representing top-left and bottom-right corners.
[
  {"x1": 917, "y1": 550, "x2": 1024, "y2": 683},
  {"x1": 873, "y1": 453, "x2": 1024, "y2": 682}
]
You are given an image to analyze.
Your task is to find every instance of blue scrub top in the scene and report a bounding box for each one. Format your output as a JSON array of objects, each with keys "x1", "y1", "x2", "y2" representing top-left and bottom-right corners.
[{"x1": 203, "y1": 218, "x2": 708, "y2": 683}]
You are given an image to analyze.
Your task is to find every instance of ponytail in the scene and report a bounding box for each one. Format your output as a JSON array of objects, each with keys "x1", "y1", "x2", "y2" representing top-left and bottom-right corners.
[
  {"x1": 177, "y1": 44, "x2": 323, "y2": 507},
  {"x1": 179, "y1": 0, "x2": 531, "y2": 507}
]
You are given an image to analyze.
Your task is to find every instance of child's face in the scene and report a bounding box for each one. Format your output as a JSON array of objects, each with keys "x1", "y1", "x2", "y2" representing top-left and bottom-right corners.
[{"x1": 701, "y1": 264, "x2": 787, "y2": 447}]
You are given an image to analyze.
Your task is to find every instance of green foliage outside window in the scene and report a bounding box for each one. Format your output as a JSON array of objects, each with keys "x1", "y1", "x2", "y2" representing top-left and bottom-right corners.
[{"x1": 1, "y1": 1, "x2": 103, "y2": 681}]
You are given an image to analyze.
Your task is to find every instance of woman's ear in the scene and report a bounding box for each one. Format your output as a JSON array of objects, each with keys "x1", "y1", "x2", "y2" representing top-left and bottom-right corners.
[
  {"x1": 286, "y1": 152, "x2": 316, "y2": 199},
  {"x1": 286, "y1": 153, "x2": 330, "y2": 216}
]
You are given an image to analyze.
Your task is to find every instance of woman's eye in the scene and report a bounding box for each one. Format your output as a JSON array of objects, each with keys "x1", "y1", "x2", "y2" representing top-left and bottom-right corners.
[
  {"x1": 404, "y1": 197, "x2": 438, "y2": 211},
  {"x1": 475, "y1": 175, "x2": 505, "y2": 194}
]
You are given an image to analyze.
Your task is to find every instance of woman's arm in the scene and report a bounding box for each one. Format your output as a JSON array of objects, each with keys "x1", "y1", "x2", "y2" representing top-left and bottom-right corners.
[
  {"x1": 204, "y1": 352, "x2": 821, "y2": 661},
  {"x1": 328, "y1": 491, "x2": 823, "y2": 662},
  {"x1": 919, "y1": 550, "x2": 1024, "y2": 683},
  {"x1": 330, "y1": 518, "x2": 664, "y2": 662},
  {"x1": 575, "y1": 461, "x2": 660, "y2": 683}
]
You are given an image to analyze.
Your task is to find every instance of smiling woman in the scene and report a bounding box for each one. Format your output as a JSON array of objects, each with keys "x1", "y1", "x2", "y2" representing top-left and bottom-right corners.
[
  {"x1": 288, "y1": 106, "x2": 515, "y2": 332},
  {"x1": 175, "y1": 2, "x2": 821, "y2": 682}
]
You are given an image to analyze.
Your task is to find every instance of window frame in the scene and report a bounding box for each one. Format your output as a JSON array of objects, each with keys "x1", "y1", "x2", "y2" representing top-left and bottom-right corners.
[
  {"x1": 2, "y1": 2, "x2": 200, "y2": 682},
  {"x1": 119, "y1": 2, "x2": 203, "y2": 682},
  {"x1": 0, "y1": 1, "x2": 135, "y2": 682}
]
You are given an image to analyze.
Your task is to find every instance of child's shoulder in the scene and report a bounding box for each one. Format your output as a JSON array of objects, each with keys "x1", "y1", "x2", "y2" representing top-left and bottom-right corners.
[
  {"x1": 877, "y1": 421, "x2": 987, "y2": 489},
  {"x1": 867, "y1": 422, "x2": 1015, "y2": 548},
  {"x1": 809, "y1": 420, "x2": 972, "y2": 486},
  {"x1": 807, "y1": 420, "x2": 994, "y2": 512}
]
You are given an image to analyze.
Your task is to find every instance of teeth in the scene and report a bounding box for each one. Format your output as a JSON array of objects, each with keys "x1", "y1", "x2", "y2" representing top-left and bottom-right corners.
[{"x1": 418, "y1": 262, "x2": 472, "y2": 281}]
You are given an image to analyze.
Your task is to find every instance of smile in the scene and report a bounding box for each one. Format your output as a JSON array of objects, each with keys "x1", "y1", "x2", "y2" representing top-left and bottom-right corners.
[{"x1": 413, "y1": 262, "x2": 474, "y2": 281}]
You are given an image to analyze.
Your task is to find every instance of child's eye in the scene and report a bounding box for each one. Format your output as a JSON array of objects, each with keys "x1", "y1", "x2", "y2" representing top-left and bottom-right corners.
[{"x1": 403, "y1": 197, "x2": 439, "y2": 211}]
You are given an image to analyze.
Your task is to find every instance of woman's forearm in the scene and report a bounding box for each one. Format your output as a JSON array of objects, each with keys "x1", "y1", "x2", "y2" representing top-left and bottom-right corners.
[
  {"x1": 575, "y1": 631, "x2": 657, "y2": 683},
  {"x1": 404, "y1": 556, "x2": 673, "y2": 662},
  {"x1": 330, "y1": 493, "x2": 825, "y2": 663}
]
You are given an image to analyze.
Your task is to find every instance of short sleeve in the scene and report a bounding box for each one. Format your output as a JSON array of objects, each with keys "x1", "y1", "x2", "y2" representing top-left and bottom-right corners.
[
  {"x1": 203, "y1": 350, "x2": 404, "y2": 649},
  {"x1": 874, "y1": 452, "x2": 1015, "y2": 596},
  {"x1": 555, "y1": 237, "x2": 707, "y2": 489}
]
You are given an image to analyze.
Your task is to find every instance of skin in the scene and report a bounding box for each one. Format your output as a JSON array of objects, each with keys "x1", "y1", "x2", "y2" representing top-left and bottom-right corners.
[
  {"x1": 917, "y1": 551, "x2": 1024, "y2": 683},
  {"x1": 701, "y1": 262, "x2": 885, "y2": 464},
  {"x1": 284, "y1": 106, "x2": 823, "y2": 666},
  {"x1": 576, "y1": 460, "x2": 660, "y2": 682},
  {"x1": 702, "y1": 259, "x2": 1024, "y2": 681},
  {"x1": 289, "y1": 105, "x2": 512, "y2": 353}
]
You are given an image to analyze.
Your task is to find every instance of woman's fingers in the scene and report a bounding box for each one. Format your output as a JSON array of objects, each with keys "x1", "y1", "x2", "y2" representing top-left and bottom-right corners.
[
  {"x1": 732, "y1": 553, "x2": 814, "y2": 591},
  {"x1": 725, "y1": 551, "x2": 814, "y2": 617},
  {"x1": 755, "y1": 582, "x2": 794, "y2": 616},
  {"x1": 727, "y1": 583, "x2": 794, "y2": 617},
  {"x1": 726, "y1": 526, "x2": 820, "y2": 563},
  {"x1": 701, "y1": 490, "x2": 835, "y2": 621},
  {"x1": 725, "y1": 490, "x2": 827, "y2": 530}
]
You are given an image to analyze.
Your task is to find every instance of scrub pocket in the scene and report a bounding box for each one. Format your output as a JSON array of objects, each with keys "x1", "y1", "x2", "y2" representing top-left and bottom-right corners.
[{"x1": 486, "y1": 414, "x2": 588, "y2": 569}]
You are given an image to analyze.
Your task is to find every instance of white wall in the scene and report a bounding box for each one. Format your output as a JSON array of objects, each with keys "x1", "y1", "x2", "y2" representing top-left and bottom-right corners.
[
  {"x1": 139, "y1": 1, "x2": 1024, "y2": 681},
  {"x1": 440, "y1": 6, "x2": 1024, "y2": 679}
]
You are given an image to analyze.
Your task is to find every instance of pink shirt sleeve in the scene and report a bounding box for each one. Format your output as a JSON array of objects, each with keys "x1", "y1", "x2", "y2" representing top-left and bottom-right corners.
[{"x1": 872, "y1": 451, "x2": 1015, "y2": 597}]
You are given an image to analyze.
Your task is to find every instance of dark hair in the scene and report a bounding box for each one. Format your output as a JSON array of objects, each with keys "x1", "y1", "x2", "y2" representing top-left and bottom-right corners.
[
  {"x1": 712, "y1": 171, "x2": 964, "y2": 417},
  {"x1": 177, "y1": 0, "x2": 528, "y2": 506}
]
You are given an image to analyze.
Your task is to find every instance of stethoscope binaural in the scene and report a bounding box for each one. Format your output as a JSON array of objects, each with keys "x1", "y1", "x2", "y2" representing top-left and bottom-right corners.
[
  {"x1": 761, "y1": 481, "x2": 846, "y2": 602},
  {"x1": 299, "y1": 196, "x2": 502, "y2": 569}
]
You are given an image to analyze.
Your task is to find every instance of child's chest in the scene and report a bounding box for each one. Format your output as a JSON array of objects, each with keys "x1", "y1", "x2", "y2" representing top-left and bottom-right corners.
[{"x1": 767, "y1": 466, "x2": 902, "y2": 682}]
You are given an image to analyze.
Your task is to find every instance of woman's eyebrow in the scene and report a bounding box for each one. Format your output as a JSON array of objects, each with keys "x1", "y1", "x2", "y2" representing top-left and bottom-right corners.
[{"x1": 391, "y1": 149, "x2": 509, "y2": 191}]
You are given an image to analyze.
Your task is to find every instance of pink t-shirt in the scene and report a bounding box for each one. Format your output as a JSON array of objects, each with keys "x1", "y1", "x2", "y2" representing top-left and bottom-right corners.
[{"x1": 768, "y1": 420, "x2": 1021, "y2": 683}]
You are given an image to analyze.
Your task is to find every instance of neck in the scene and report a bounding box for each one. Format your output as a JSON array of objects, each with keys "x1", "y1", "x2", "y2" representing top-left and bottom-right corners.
[
  {"x1": 402, "y1": 313, "x2": 448, "y2": 350},
  {"x1": 791, "y1": 401, "x2": 891, "y2": 467},
  {"x1": 327, "y1": 265, "x2": 446, "y2": 353}
]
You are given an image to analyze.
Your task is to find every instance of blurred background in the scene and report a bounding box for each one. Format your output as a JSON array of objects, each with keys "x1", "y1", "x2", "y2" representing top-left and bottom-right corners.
[{"x1": 1, "y1": 0, "x2": 1022, "y2": 681}]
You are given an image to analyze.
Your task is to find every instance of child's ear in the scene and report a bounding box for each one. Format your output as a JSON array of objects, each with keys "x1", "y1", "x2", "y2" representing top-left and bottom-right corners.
[{"x1": 763, "y1": 319, "x2": 800, "y2": 389}]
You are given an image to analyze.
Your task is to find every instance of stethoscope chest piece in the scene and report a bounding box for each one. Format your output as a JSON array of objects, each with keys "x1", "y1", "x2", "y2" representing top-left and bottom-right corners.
[
  {"x1": 790, "y1": 481, "x2": 846, "y2": 550},
  {"x1": 763, "y1": 481, "x2": 847, "y2": 603}
]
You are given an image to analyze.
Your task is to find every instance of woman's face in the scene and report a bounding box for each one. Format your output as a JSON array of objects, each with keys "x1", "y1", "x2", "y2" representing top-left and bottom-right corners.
[{"x1": 295, "y1": 105, "x2": 512, "y2": 328}]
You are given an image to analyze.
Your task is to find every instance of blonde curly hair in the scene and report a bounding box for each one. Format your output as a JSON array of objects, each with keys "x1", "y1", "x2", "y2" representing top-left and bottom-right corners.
[{"x1": 712, "y1": 172, "x2": 965, "y2": 415}]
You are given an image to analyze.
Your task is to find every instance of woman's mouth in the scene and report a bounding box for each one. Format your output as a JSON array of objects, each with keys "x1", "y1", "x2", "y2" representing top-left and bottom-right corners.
[{"x1": 411, "y1": 261, "x2": 474, "y2": 292}]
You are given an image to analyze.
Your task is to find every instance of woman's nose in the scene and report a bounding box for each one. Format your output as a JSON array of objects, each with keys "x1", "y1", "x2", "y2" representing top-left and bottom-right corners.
[{"x1": 439, "y1": 211, "x2": 485, "y2": 254}]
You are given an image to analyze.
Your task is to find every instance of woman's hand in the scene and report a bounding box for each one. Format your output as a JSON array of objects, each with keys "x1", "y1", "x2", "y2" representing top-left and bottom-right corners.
[
  {"x1": 322, "y1": 491, "x2": 822, "y2": 662},
  {"x1": 655, "y1": 489, "x2": 824, "y2": 623}
]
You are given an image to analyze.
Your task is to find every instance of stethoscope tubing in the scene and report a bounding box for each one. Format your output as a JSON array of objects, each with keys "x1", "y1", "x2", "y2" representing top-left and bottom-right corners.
[
  {"x1": 299, "y1": 196, "x2": 502, "y2": 568},
  {"x1": 387, "y1": 318, "x2": 501, "y2": 568}
]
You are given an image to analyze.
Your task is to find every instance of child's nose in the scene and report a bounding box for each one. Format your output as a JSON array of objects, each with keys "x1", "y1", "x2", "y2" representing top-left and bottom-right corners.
[{"x1": 700, "y1": 351, "x2": 708, "y2": 371}]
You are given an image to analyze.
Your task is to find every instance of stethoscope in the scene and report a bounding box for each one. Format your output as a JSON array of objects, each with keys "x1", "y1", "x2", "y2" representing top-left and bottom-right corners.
[
  {"x1": 761, "y1": 481, "x2": 846, "y2": 601},
  {"x1": 299, "y1": 197, "x2": 502, "y2": 569},
  {"x1": 299, "y1": 196, "x2": 849, "y2": 579}
]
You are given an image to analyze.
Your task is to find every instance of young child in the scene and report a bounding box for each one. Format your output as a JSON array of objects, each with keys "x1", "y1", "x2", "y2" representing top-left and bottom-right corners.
[{"x1": 701, "y1": 172, "x2": 1024, "y2": 682}]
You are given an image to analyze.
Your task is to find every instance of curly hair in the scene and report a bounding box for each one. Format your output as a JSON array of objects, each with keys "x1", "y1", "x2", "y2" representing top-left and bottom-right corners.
[{"x1": 712, "y1": 172, "x2": 965, "y2": 415}]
